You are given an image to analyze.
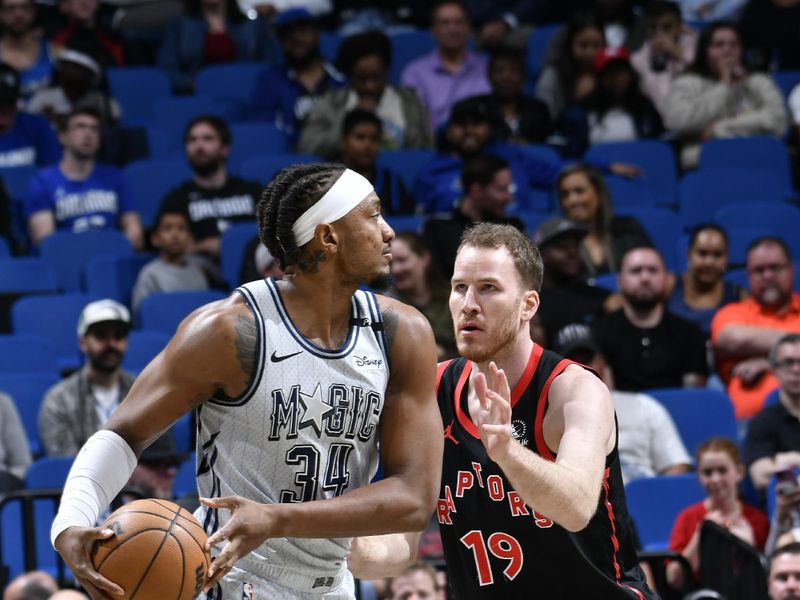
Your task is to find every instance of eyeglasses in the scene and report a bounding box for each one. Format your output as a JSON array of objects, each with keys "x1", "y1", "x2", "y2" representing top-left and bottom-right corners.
[
  {"x1": 747, "y1": 262, "x2": 790, "y2": 278},
  {"x1": 775, "y1": 358, "x2": 800, "y2": 370}
]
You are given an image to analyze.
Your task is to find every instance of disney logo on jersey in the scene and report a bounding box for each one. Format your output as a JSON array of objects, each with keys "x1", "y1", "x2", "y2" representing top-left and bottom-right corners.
[
  {"x1": 269, "y1": 382, "x2": 383, "y2": 442},
  {"x1": 511, "y1": 419, "x2": 528, "y2": 446},
  {"x1": 353, "y1": 355, "x2": 383, "y2": 368}
]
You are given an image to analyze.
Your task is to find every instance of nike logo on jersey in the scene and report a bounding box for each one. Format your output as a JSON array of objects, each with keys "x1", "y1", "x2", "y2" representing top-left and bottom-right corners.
[{"x1": 270, "y1": 350, "x2": 302, "y2": 363}]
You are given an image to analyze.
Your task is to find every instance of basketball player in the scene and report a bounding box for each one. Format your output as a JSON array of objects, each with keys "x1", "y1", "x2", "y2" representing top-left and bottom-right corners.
[
  {"x1": 350, "y1": 223, "x2": 656, "y2": 598},
  {"x1": 50, "y1": 164, "x2": 443, "y2": 600}
]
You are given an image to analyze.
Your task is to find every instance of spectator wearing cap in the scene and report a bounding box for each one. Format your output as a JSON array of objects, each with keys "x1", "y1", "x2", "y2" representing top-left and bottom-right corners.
[
  {"x1": 559, "y1": 46, "x2": 663, "y2": 157},
  {"x1": 299, "y1": 30, "x2": 431, "y2": 160},
  {"x1": 27, "y1": 49, "x2": 121, "y2": 126},
  {"x1": 534, "y1": 217, "x2": 612, "y2": 343},
  {"x1": 113, "y1": 431, "x2": 189, "y2": 507},
  {"x1": 157, "y1": 0, "x2": 275, "y2": 95},
  {"x1": 235, "y1": 0, "x2": 331, "y2": 20},
  {"x1": 50, "y1": 0, "x2": 124, "y2": 68},
  {"x1": 593, "y1": 244, "x2": 708, "y2": 391},
  {"x1": 38, "y1": 299, "x2": 136, "y2": 457},
  {"x1": 0, "y1": 0, "x2": 56, "y2": 102},
  {"x1": 401, "y1": 0, "x2": 491, "y2": 131},
  {"x1": 238, "y1": 236, "x2": 285, "y2": 284},
  {"x1": 248, "y1": 8, "x2": 344, "y2": 145},
  {"x1": 421, "y1": 154, "x2": 524, "y2": 278},
  {"x1": 0, "y1": 62, "x2": 60, "y2": 168},
  {"x1": 23, "y1": 106, "x2": 143, "y2": 249},
  {"x1": 554, "y1": 322, "x2": 691, "y2": 484}
]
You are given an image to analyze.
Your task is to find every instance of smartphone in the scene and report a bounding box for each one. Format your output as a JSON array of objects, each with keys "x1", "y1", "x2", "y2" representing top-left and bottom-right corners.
[{"x1": 776, "y1": 468, "x2": 800, "y2": 495}]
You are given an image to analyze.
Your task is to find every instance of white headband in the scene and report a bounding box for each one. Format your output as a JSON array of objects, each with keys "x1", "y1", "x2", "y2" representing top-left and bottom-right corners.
[{"x1": 292, "y1": 169, "x2": 375, "y2": 247}]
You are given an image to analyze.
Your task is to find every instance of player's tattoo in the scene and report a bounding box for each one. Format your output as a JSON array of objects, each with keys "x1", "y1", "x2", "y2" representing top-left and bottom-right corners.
[
  {"x1": 299, "y1": 250, "x2": 327, "y2": 274},
  {"x1": 234, "y1": 313, "x2": 258, "y2": 378},
  {"x1": 382, "y1": 307, "x2": 398, "y2": 350}
]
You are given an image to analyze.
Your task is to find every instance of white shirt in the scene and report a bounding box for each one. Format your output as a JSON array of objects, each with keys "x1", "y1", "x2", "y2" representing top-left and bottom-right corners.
[{"x1": 93, "y1": 382, "x2": 120, "y2": 426}]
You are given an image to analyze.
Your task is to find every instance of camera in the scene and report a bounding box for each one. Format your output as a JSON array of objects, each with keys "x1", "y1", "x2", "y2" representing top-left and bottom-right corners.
[{"x1": 650, "y1": 53, "x2": 669, "y2": 72}]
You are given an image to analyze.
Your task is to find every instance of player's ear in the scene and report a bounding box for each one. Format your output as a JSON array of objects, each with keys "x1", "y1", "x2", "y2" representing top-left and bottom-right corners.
[
  {"x1": 315, "y1": 223, "x2": 339, "y2": 252},
  {"x1": 520, "y1": 289, "x2": 539, "y2": 321}
]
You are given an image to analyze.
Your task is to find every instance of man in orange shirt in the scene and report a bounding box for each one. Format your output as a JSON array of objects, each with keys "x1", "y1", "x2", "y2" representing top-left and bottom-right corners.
[{"x1": 711, "y1": 236, "x2": 800, "y2": 419}]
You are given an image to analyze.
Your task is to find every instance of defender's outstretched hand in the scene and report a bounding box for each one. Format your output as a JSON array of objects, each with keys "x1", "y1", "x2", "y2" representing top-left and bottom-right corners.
[{"x1": 472, "y1": 362, "x2": 513, "y2": 462}]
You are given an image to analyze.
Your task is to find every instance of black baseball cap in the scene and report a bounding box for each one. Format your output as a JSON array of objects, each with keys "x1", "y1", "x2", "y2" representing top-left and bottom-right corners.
[
  {"x1": 533, "y1": 217, "x2": 588, "y2": 247},
  {"x1": 553, "y1": 323, "x2": 600, "y2": 359},
  {"x1": 140, "y1": 431, "x2": 187, "y2": 467},
  {"x1": 0, "y1": 64, "x2": 20, "y2": 102},
  {"x1": 449, "y1": 97, "x2": 492, "y2": 125}
]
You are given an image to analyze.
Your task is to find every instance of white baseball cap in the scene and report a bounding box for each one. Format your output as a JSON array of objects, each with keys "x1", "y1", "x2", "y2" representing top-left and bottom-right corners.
[{"x1": 77, "y1": 299, "x2": 131, "y2": 337}]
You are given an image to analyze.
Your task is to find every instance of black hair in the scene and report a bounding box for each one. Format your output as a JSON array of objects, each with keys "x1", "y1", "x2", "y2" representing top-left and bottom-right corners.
[
  {"x1": 644, "y1": 0, "x2": 682, "y2": 21},
  {"x1": 555, "y1": 12, "x2": 606, "y2": 105},
  {"x1": 770, "y1": 541, "x2": 800, "y2": 567},
  {"x1": 461, "y1": 154, "x2": 509, "y2": 191},
  {"x1": 154, "y1": 206, "x2": 191, "y2": 230},
  {"x1": 185, "y1": 0, "x2": 245, "y2": 23},
  {"x1": 342, "y1": 109, "x2": 382, "y2": 137},
  {"x1": 430, "y1": 0, "x2": 470, "y2": 21},
  {"x1": 58, "y1": 105, "x2": 101, "y2": 131},
  {"x1": 256, "y1": 163, "x2": 345, "y2": 270},
  {"x1": 619, "y1": 243, "x2": 664, "y2": 270},
  {"x1": 335, "y1": 30, "x2": 392, "y2": 76},
  {"x1": 688, "y1": 223, "x2": 728, "y2": 249},
  {"x1": 582, "y1": 58, "x2": 654, "y2": 123},
  {"x1": 488, "y1": 45, "x2": 524, "y2": 70},
  {"x1": 747, "y1": 235, "x2": 793, "y2": 262},
  {"x1": 183, "y1": 114, "x2": 231, "y2": 146},
  {"x1": 689, "y1": 21, "x2": 742, "y2": 78}
]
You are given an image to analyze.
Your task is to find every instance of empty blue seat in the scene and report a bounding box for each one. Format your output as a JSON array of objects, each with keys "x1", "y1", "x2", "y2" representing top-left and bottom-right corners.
[
  {"x1": 625, "y1": 474, "x2": 705, "y2": 550},
  {"x1": 714, "y1": 202, "x2": 800, "y2": 260},
  {"x1": 585, "y1": 140, "x2": 678, "y2": 206},
  {"x1": 604, "y1": 174, "x2": 656, "y2": 211},
  {"x1": 385, "y1": 215, "x2": 424, "y2": 235},
  {"x1": 0, "y1": 258, "x2": 58, "y2": 294},
  {"x1": 590, "y1": 272, "x2": 619, "y2": 292},
  {"x1": 319, "y1": 32, "x2": 342, "y2": 63},
  {"x1": 39, "y1": 230, "x2": 133, "y2": 293},
  {"x1": 84, "y1": 253, "x2": 155, "y2": 307},
  {"x1": 377, "y1": 149, "x2": 436, "y2": 191},
  {"x1": 122, "y1": 329, "x2": 169, "y2": 374},
  {"x1": 12, "y1": 293, "x2": 99, "y2": 371},
  {"x1": 124, "y1": 157, "x2": 192, "y2": 228},
  {"x1": 0, "y1": 236, "x2": 8, "y2": 258},
  {"x1": 145, "y1": 126, "x2": 178, "y2": 158},
  {"x1": 25, "y1": 456, "x2": 73, "y2": 489},
  {"x1": 1, "y1": 491, "x2": 65, "y2": 583},
  {"x1": 220, "y1": 221, "x2": 259, "y2": 289},
  {"x1": 389, "y1": 30, "x2": 435, "y2": 84},
  {"x1": 615, "y1": 207, "x2": 682, "y2": 272},
  {"x1": 107, "y1": 67, "x2": 171, "y2": 126},
  {"x1": 228, "y1": 123, "x2": 290, "y2": 175},
  {"x1": 240, "y1": 153, "x2": 319, "y2": 185},
  {"x1": 525, "y1": 24, "x2": 560, "y2": 86},
  {"x1": 195, "y1": 62, "x2": 264, "y2": 100},
  {"x1": 725, "y1": 227, "x2": 773, "y2": 267},
  {"x1": 0, "y1": 165, "x2": 37, "y2": 201},
  {"x1": 0, "y1": 372, "x2": 59, "y2": 456},
  {"x1": 153, "y1": 96, "x2": 240, "y2": 145},
  {"x1": 699, "y1": 137, "x2": 794, "y2": 197},
  {"x1": 0, "y1": 334, "x2": 57, "y2": 374},
  {"x1": 138, "y1": 290, "x2": 226, "y2": 336},
  {"x1": 173, "y1": 452, "x2": 197, "y2": 498},
  {"x1": 646, "y1": 388, "x2": 737, "y2": 456},
  {"x1": 774, "y1": 70, "x2": 800, "y2": 100}
]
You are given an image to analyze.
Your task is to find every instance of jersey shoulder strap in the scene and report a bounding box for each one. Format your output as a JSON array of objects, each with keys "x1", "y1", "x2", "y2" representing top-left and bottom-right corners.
[{"x1": 436, "y1": 359, "x2": 454, "y2": 395}]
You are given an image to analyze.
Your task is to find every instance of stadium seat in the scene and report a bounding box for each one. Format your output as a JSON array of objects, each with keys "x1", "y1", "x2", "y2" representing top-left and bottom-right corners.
[
  {"x1": 590, "y1": 272, "x2": 619, "y2": 292},
  {"x1": 584, "y1": 140, "x2": 678, "y2": 206},
  {"x1": 0, "y1": 165, "x2": 37, "y2": 201},
  {"x1": 240, "y1": 153, "x2": 319, "y2": 185},
  {"x1": 604, "y1": 174, "x2": 656, "y2": 211},
  {"x1": 713, "y1": 202, "x2": 800, "y2": 260},
  {"x1": 153, "y1": 96, "x2": 241, "y2": 145},
  {"x1": 25, "y1": 456, "x2": 73, "y2": 489},
  {"x1": 763, "y1": 388, "x2": 780, "y2": 409},
  {"x1": 0, "y1": 236, "x2": 8, "y2": 258},
  {"x1": 0, "y1": 334, "x2": 57, "y2": 374},
  {"x1": 525, "y1": 23, "x2": 560, "y2": 87},
  {"x1": 0, "y1": 372, "x2": 59, "y2": 456},
  {"x1": 677, "y1": 168, "x2": 785, "y2": 228},
  {"x1": 220, "y1": 221, "x2": 258, "y2": 289},
  {"x1": 107, "y1": 66, "x2": 172, "y2": 126},
  {"x1": 385, "y1": 215, "x2": 424, "y2": 235},
  {"x1": 377, "y1": 149, "x2": 436, "y2": 191},
  {"x1": 122, "y1": 330, "x2": 169, "y2": 374},
  {"x1": 173, "y1": 452, "x2": 197, "y2": 499},
  {"x1": 0, "y1": 258, "x2": 58, "y2": 294},
  {"x1": 615, "y1": 207, "x2": 682, "y2": 272},
  {"x1": 228, "y1": 123, "x2": 291, "y2": 175},
  {"x1": 389, "y1": 30, "x2": 435, "y2": 84},
  {"x1": 138, "y1": 290, "x2": 226, "y2": 336},
  {"x1": 171, "y1": 412, "x2": 193, "y2": 455},
  {"x1": 39, "y1": 230, "x2": 133, "y2": 293},
  {"x1": 11, "y1": 293, "x2": 99, "y2": 372},
  {"x1": 84, "y1": 253, "x2": 155, "y2": 307},
  {"x1": 699, "y1": 137, "x2": 794, "y2": 198},
  {"x1": 195, "y1": 62, "x2": 264, "y2": 100},
  {"x1": 774, "y1": 70, "x2": 800, "y2": 100},
  {"x1": 144, "y1": 126, "x2": 178, "y2": 158},
  {"x1": 626, "y1": 474, "x2": 705, "y2": 551},
  {"x1": 124, "y1": 156, "x2": 192, "y2": 227},
  {"x1": 319, "y1": 31, "x2": 342, "y2": 63},
  {"x1": 646, "y1": 388, "x2": 737, "y2": 457}
]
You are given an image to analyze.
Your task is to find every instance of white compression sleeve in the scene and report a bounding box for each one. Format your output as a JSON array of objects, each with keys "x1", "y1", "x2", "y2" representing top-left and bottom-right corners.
[{"x1": 50, "y1": 429, "x2": 138, "y2": 548}]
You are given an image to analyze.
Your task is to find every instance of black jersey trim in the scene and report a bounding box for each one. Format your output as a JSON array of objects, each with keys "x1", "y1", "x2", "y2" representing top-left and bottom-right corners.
[
  {"x1": 207, "y1": 285, "x2": 266, "y2": 407},
  {"x1": 363, "y1": 290, "x2": 391, "y2": 371},
  {"x1": 266, "y1": 277, "x2": 361, "y2": 359}
]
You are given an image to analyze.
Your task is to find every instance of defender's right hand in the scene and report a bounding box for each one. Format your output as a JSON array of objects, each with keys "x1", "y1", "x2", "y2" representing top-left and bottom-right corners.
[{"x1": 54, "y1": 526, "x2": 124, "y2": 600}]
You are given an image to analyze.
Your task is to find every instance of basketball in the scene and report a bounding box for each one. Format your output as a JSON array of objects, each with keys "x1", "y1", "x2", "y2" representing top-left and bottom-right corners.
[{"x1": 91, "y1": 499, "x2": 210, "y2": 600}]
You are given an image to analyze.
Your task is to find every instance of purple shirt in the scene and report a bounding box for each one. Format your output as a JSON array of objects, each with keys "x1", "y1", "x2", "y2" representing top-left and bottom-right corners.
[{"x1": 401, "y1": 50, "x2": 491, "y2": 130}]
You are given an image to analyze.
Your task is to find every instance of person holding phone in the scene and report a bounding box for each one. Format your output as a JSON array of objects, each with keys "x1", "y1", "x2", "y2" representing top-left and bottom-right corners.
[{"x1": 767, "y1": 468, "x2": 800, "y2": 554}]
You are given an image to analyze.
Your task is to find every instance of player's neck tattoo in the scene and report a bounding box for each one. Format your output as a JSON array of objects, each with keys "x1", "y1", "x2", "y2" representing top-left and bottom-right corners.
[
  {"x1": 299, "y1": 249, "x2": 327, "y2": 274},
  {"x1": 234, "y1": 312, "x2": 258, "y2": 380}
]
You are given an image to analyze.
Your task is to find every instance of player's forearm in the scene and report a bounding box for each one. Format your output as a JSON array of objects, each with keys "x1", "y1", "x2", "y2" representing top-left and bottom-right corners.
[
  {"x1": 347, "y1": 532, "x2": 421, "y2": 579},
  {"x1": 496, "y1": 440, "x2": 602, "y2": 532}
]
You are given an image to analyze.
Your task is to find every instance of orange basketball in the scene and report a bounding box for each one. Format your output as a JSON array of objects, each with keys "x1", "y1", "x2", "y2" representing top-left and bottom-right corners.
[{"x1": 92, "y1": 499, "x2": 210, "y2": 600}]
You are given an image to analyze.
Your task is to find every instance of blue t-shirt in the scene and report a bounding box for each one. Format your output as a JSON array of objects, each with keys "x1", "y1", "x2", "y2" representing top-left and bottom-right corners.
[
  {"x1": 0, "y1": 111, "x2": 61, "y2": 168},
  {"x1": 23, "y1": 163, "x2": 135, "y2": 233}
]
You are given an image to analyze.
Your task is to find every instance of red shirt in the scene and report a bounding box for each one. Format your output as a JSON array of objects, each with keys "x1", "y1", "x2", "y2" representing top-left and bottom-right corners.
[{"x1": 669, "y1": 500, "x2": 770, "y2": 556}]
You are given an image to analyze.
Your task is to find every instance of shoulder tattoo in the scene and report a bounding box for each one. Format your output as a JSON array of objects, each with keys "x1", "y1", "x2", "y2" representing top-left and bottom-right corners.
[
  {"x1": 381, "y1": 306, "x2": 398, "y2": 350},
  {"x1": 234, "y1": 312, "x2": 258, "y2": 379}
]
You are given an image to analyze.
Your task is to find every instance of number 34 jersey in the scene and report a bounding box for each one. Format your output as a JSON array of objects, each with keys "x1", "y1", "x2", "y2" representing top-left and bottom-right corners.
[
  {"x1": 435, "y1": 345, "x2": 657, "y2": 600},
  {"x1": 195, "y1": 278, "x2": 390, "y2": 581}
]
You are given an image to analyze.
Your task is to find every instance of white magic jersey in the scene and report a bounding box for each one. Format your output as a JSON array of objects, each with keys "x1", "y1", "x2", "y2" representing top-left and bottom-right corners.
[{"x1": 195, "y1": 278, "x2": 390, "y2": 592}]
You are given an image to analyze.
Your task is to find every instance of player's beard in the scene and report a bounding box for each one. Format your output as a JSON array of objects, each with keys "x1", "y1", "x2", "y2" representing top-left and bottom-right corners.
[{"x1": 457, "y1": 307, "x2": 519, "y2": 364}]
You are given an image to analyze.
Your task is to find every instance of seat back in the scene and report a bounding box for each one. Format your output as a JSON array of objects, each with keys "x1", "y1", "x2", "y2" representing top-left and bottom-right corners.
[
  {"x1": 138, "y1": 290, "x2": 226, "y2": 335},
  {"x1": 122, "y1": 329, "x2": 169, "y2": 374},
  {"x1": 84, "y1": 253, "x2": 155, "y2": 307},
  {"x1": 25, "y1": 456, "x2": 73, "y2": 489},
  {"x1": 240, "y1": 153, "x2": 319, "y2": 185},
  {"x1": 0, "y1": 334, "x2": 57, "y2": 374},
  {"x1": 107, "y1": 67, "x2": 171, "y2": 126},
  {"x1": 0, "y1": 372, "x2": 60, "y2": 456},
  {"x1": 220, "y1": 222, "x2": 258, "y2": 289},
  {"x1": 228, "y1": 123, "x2": 290, "y2": 175},
  {"x1": 123, "y1": 157, "x2": 192, "y2": 228},
  {"x1": 377, "y1": 149, "x2": 436, "y2": 191},
  {"x1": 699, "y1": 137, "x2": 793, "y2": 197}
]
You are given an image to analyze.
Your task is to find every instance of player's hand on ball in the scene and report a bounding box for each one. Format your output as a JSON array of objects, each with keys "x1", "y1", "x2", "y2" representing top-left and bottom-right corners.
[
  {"x1": 200, "y1": 495, "x2": 276, "y2": 593},
  {"x1": 472, "y1": 362, "x2": 513, "y2": 462},
  {"x1": 54, "y1": 526, "x2": 124, "y2": 599}
]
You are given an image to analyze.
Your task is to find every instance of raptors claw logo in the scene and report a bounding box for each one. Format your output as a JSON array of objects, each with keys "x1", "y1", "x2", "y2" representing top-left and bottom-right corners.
[{"x1": 511, "y1": 420, "x2": 528, "y2": 445}]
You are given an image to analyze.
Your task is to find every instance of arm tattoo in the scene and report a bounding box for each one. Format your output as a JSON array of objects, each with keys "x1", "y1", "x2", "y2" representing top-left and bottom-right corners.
[
  {"x1": 234, "y1": 312, "x2": 258, "y2": 379},
  {"x1": 299, "y1": 249, "x2": 327, "y2": 273},
  {"x1": 381, "y1": 307, "x2": 398, "y2": 351}
]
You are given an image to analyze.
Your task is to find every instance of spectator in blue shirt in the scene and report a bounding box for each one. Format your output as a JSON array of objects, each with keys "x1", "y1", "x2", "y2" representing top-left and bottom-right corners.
[
  {"x1": 0, "y1": 62, "x2": 60, "y2": 168},
  {"x1": 23, "y1": 106, "x2": 142, "y2": 249},
  {"x1": 248, "y1": 8, "x2": 344, "y2": 144}
]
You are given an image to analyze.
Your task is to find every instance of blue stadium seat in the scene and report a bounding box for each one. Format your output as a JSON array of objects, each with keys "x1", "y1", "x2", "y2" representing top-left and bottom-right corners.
[
  {"x1": 604, "y1": 174, "x2": 656, "y2": 211},
  {"x1": 39, "y1": 230, "x2": 133, "y2": 293},
  {"x1": 0, "y1": 334, "x2": 57, "y2": 374},
  {"x1": 195, "y1": 62, "x2": 264, "y2": 100},
  {"x1": 774, "y1": 70, "x2": 800, "y2": 100},
  {"x1": 713, "y1": 202, "x2": 800, "y2": 260},
  {"x1": 517, "y1": 142, "x2": 562, "y2": 165},
  {"x1": 677, "y1": 168, "x2": 785, "y2": 228},
  {"x1": 0, "y1": 165, "x2": 37, "y2": 200},
  {"x1": 646, "y1": 388, "x2": 737, "y2": 457},
  {"x1": 240, "y1": 153, "x2": 319, "y2": 185},
  {"x1": 173, "y1": 452, "x2": 197, "y2": 498},
  {"x1": 171, "y1": 412, "x2": 193, "y2": 455},
  {"x1": 25, "y1": 456, "x2": 73, "y2": 489},
  {"x1": 145, "y1": 126, "x2": 178, "y2": 158},
  {"x1": 319, "y1": 32, "x2": 342, "y2": 63},
  {"x1": 0, "y1": 258, "x2": 58, "y2": 293},
  {"x1": 763, "y1": 388, "x2": 780, "y2": 409},
  {"x1": 515, "y1": 210, "x2": 550, "y2": 236},
  {"x1": 220, "y1": 221, "x2": 258, "y2": 289},
  {"x1": 377, "y1": 149, "x2": 436, "y2": 191},
  {"x1": 625, "y1": 474, "x2": 705, "y2": 550},
  {"x1": 84, "y1": 253, "x2": 155, "y2": 307},
  {"x1": 12, "y1": 293, "x2": 99, "y2": 372},
  {"x1": 389, "y1": 30, "x2": 435, "y2": 83},
  {"x1": 725, "y1": 227, "x2": 772, "y2": 268},
  {"x1": 0, "y1": 372, "x2": 59, "y2": 456},
  {"x1": 124, "y1": 156, "x2": 192, "y2": 228},
  {"x1": 385, "y1": 215, "x2": 424, "y2": 235},
  {"x1": 699, "y1": 137, "x2": 794, "y2": 197},
  {"x1": 525, "y1": 23, "x2": 560, "y2": 87},
  {"x1": 138, "y1": 290, "x2": 226, "y2": 336},
  {"x1": 590, "y1": 272, "x2": 619, "y2": 292},
  {"x1": 0, "y1": 236, "x2": 8, "y2": 258},
  {"x1": 584, "y1": 140, "x2": 678, "y2": 206},
  {"x1": 228, "y1": 123, "x2": 291, "y2": 175},
  {"x1": 122, "y1": 330, "x2": 169, "y2": 374},
  {"x1": 615, "y1": 207, "x2": 682, "y2": 272},
  {"x1": 153, "y1": 96, "x2": 241, "y2": 145},
  {"x1": 107, "y1": 67, "x2": 172, "y2": 126}
]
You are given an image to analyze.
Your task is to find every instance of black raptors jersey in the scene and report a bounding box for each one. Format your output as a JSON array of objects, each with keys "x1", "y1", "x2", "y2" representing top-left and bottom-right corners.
[{"x1": 435, "y1": 344, "x2": 658, "y2": 600}]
